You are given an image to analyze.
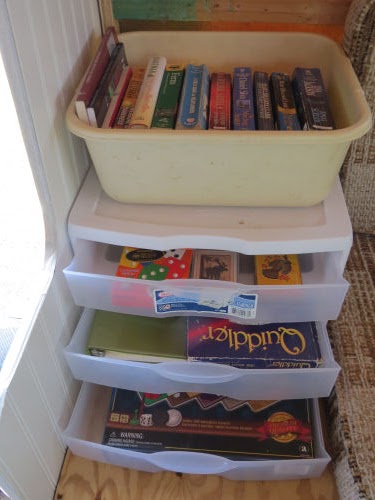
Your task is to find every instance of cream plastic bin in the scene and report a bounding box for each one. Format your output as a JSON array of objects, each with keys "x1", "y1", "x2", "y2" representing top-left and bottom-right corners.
[
  {"x1": 66, "y1": 31, "x2": 371, "y2": 207},
  {"x1": 62, "y1": 382, "x2": 331, "y2": 480}
]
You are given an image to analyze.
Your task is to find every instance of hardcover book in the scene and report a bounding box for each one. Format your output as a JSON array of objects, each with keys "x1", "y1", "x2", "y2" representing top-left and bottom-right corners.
[
  {"x1": 101, "y1": 66, "x2": 132, "y2": 128},
  {"x1": 208, "y1": 72, "x2": 231, "y2": 130},
  {"x1": 292, "y1": 67, "x2": 335, "y2": 130},
  {"x1": 87, "y1": 42, "x2": 127, "y2": 127},
  {"x1": 187, "y1": 318, "x2": 322, "y2": 368},
  {"x1": 74, "y1": 26, "x2": 118, "y2": 124},
  {"x1": 255, "y1": 254, "x2": 302, "y2": 285},
  {"x1": 151, "y1": 64, "x2": 185, "y2": 129},
  {"x1": 270, "y1": 72, "x2": 301, "y2": 131},
  {"x1": 232, "y1": 67, "x2": 255, "y2": 130},
  {"x1": 129, "y1": 56, "x2": 167, "y2": 129},
  {"x1": 115, "y1": 247, "x2": 193, "y2": 280},
  {"x1": 102, "y1": 388, "x2": 314, "y2": 460},
  {"x1": 86, "y1": 310, "x2": 187, "y2": 362},
  {"x1": 113, "y1": 67, "x2": 145, "y2": 128},
  {"x1": 176, "y1": 64, "x2": 210, "y2": 129},
  {"x1": 253, "y1": 71, "x2": 275, "y2": 130}
]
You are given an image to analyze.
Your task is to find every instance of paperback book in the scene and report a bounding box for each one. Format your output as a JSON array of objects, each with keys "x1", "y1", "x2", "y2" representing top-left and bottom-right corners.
[
  {"x1": 151, "y1": 64, "x2": 185, "y2": 129},
  {"x1": 187, "y1": 318, "x2": 322, "y2": 368},
  {"x1": 208, "y1": 72, "x2": 231, "y2": 130},
  {"x1": 102, "y1": 388, "x2": 315, "y2": 460},
  {"x1": 113, "y1": 67, "x2": 145, "y2": 128},
  {"x1": 176, "y1": 64, "x2": 210, "y2": 129},
  {"x1": 292, "y1": 67, "x2": 335, "y2": 130},
  {"x1": 74, "y1": 26, "x2": 118, "y2": 124},
  {"x1": 87, "y1": 42, "x2": 127, "y2": 127},
  {"x1": 129, "y1": 56, "x2": 167, "y2": 128},
  {"x1": 253, "y1": 71, "x2": 275, "y2": 130},
  {"x1": 232, "y1": 67, "x2": 255, "y2": 130},
  {"x1": 101, "y1": 66, "x2": 133, "y2": 128},
  {"x1": 270, "y1": 72, "x2": 301, "y2": 131}
]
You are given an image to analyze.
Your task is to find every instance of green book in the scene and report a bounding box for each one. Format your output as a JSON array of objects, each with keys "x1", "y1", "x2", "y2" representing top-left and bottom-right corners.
[{"x1": 87, "y1": 311, "x2": 187, "y2": 363}]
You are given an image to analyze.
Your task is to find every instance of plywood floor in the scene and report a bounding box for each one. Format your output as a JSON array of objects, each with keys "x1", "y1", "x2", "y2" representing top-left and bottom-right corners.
[{"x1": 54, "y1": 450, "x2": 338, "y2": 500}]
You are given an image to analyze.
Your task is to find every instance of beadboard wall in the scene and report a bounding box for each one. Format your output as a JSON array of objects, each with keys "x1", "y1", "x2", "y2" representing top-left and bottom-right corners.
[{"x1": 0, "y1": 1, "x2": 101, "y2": 499}]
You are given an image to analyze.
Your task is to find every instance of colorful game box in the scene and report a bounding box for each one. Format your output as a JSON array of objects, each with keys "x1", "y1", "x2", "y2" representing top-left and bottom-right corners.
[
  {"x1": 102, "y1": 388, "x2": 315, "y2": 460},
  {"x1": 187, "y1": 318, "x2": 322, "y2": 368},
  {"x1": 255, "y1": 254, "x2": 302, "y2": 285},
  {"x1": 115, "y1": 247, "x2": 193, "y2": 280}
]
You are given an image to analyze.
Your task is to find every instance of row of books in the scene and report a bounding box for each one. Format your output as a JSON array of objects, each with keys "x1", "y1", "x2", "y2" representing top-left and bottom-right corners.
[
  {"x1": 113, "y1": 246, "x2": 303, "y2": 285},
  {"x1": 86, "y1": 311, "x2": 322, "y2": 368},
  {"x1": 74, "y1": 27, "x2": 335, "y2": 131},
  {"x1": 101, "y1": 387, "x2": 315, "y2": 460}
]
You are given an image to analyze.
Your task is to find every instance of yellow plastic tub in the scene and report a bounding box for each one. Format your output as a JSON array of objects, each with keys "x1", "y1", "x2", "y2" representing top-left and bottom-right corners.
[{"x1": 66, "y1": 31, "x2": 371, "y2": 207}]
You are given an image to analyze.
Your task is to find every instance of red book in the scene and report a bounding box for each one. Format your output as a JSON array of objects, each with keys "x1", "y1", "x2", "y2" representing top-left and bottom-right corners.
[
  {"x1": 209, "y1": 72, "x2": 231, "y2": 130},
  {"x1": 101, "y1": 66, "x2": 133, "y2": 128},
  {"x1": 74, "y1": 26, "x2": 118, "y2": 124}
]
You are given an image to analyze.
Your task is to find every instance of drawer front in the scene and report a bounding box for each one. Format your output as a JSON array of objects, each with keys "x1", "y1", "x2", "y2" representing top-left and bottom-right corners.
[
  {"x1": 64, "y1": 241, "x2": 349, "y2": 324},
  {"x1": 63, "y1": 383, "x2": 330, "y2": 480},
  {"x1": 64, "y1": 309, "x2": 340, "y2": 401}
]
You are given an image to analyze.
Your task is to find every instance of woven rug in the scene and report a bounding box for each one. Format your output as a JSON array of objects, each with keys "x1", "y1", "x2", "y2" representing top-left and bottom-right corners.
[{"x1": 327, "y1": 232, "x2": 375, "y2": 499}]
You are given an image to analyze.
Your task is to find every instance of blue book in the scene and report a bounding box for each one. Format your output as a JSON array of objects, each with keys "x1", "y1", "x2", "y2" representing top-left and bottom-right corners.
[
  {"x1": 187, "y1": 318, "x2": 322, "y2": 368},
  {"x1": 232, "y1": 67, "x2": 255, "y2": 130},
  {"x1": 176, "y1": 64, "x2": 209, "y2": 129}
]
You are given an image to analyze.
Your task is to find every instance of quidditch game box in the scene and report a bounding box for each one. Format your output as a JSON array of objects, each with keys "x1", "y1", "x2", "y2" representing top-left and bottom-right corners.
[
  {"x1": 187, "y1": 318, "x2": 322, "y2": 368},
  {"x1": 102, "y1": 389, "x2": 314, "y2": 460}
]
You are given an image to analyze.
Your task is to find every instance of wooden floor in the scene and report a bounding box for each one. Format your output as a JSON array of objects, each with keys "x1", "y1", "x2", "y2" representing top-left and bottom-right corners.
[{"x1": 54, "y1": 450, "x2": 338, "y2": 500}]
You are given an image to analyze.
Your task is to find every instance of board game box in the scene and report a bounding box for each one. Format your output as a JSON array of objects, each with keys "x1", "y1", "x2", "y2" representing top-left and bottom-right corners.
[
  {"x1": 187, "y1": 318, "x2": 322, "y2": 368},
  {"x1": 102, "y1": 389, "x2": 315, "y2": 460},
  {"x1": 255, "y1": 254, "x2": 302, "y2": 285},
  {"x1": 115, "y1": 247, "x2": 193, "y2": 280},
  {"x1": 191, "y1": 249, "x2": 238, "y2": 281}
]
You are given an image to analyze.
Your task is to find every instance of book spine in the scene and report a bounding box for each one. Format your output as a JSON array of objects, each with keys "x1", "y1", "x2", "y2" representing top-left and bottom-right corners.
[
  {"x1": 208, "y1": 72, "x2": 232, "y2": 130},
  {"x1": 176, "y1": 64, "x2": 210, "y2": 130},
  {"x1": 270, "y1": 72, "x2": 301, "y2": 131},
  {"x1": 113, "y1": 67, "x2": 145, "y2": 129},
  {"x1": 232, "y1": 67, "x2": 255, "y2": 130},
  {"x1": 74, "y1": 26, "x2": 118, "y2": 124},
  {"x1": 128, "y1": 56, "x2": 167, "y2": 129},
  {"x1": 151, "y1": 64, "x2": 185, "y2": 129},
  {"x1": 292, "y1": 67, "x2": 335, "y2": 130},
  {"x1": 253, "y1": 71, "x2": 275, "y2": 130},
  {"x1": 87, "y1": 43, "x2": 127, "y2": 127},
  {"x1": 101, "y1": 66, "x2": 133, "y2": 128}
]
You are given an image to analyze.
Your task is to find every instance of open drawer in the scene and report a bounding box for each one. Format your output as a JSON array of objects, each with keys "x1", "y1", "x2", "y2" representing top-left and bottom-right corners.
[
  {"x1": 64, "y1": 308, "x2": 340, "y2": 400},
  {"x1": 62, "y1": 382, "x2": 330, "y2": 481},
  {"x1": 64, "y1": 239, "x2": 349, "y2": 323}
]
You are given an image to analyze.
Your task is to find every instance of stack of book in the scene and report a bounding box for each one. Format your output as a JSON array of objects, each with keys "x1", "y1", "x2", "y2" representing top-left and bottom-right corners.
[{"x1": 74, "y1": 27, "x2": 335, "y2": 131}]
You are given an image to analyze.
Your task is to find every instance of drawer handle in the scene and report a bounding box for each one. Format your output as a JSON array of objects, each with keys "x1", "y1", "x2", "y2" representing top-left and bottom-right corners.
[
  {"x1": 148, "y1": 451, "x2": 234, "y2": 474},
  {"x1": 154, "y1": 362, "x2": 239, "y2": 383}
]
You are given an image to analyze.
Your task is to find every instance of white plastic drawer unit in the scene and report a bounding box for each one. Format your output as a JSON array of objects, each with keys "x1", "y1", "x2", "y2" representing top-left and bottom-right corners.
[
  {"x1": 64, "y1": 308, "x2": 340, "y2": 401},
  {"x1": 64, "y1": 168, "x2": 352, "y2": 324},
  {"x1": 62, "y1": 382, "x2": 330, "y2": 481}
]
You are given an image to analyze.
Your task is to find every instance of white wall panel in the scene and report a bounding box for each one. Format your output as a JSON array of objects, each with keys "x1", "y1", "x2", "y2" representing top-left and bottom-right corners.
[{"x1": 0, "y1": 1, "x2": 102, "y2": 498}]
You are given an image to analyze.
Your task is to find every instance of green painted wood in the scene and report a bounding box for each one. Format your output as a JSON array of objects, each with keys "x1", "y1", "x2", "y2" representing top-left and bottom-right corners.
[{"x1": 112, "y1": 0, "x2": 199, "y2": 21}]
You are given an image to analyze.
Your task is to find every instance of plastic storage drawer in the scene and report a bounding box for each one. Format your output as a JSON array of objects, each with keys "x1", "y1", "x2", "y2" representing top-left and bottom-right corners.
[
  {"x1": 62, "y1": 382, "x2": 330, "y2": 480},
  {"x1": 64, "y1": 308, "x2": 340, "y2": 400},
  {"x1": 65, "y1": 31, "x2": 371, "y2": 208},
  {"x1": 64, "y1": 239, "x2": 349, "y2": 323}
]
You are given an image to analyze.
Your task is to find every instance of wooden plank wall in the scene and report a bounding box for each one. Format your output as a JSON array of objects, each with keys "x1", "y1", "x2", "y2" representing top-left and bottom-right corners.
[{"x1": 99, "y1": 0, "x2": 350, "y2": 42}]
